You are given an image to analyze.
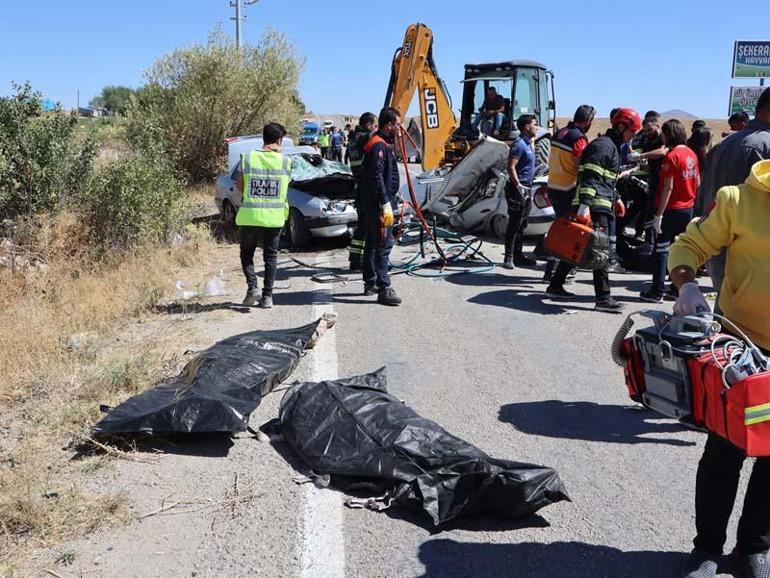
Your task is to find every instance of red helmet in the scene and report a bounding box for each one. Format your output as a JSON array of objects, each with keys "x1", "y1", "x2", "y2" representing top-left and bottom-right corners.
[{"x1": 611, "y1": 108, "x2": 642, "y2": 134}]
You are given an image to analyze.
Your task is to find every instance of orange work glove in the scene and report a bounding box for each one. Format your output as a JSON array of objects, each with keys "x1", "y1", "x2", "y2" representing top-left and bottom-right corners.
[{"x1": 615, "y1": 199, "x2": 626, "y2": 218}]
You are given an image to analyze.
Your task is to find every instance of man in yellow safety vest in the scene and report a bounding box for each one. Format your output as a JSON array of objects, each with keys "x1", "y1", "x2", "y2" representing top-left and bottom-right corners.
[{"x1": 235, "y1": 122, "x2": 292, "y2": 308}]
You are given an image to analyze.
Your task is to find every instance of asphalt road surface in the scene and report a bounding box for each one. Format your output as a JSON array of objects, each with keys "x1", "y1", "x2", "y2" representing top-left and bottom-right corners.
[{"x1": 40, "y1": 237, "x2": 752, "y2": 578}]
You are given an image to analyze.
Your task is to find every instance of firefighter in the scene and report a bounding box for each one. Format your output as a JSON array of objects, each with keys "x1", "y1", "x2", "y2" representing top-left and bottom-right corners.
[
  {"x1": 502, "y1": 114, "x2": 538, "y2": 269},
  {"x1": 234, "y1": 123, "x2": 292, "y2": 309},
  {"x1": 669, "y1": 159, "x2": 770, "y2": 578},
  {"x1": 347, "y1": 112, "x2": 378, "y2": 271},
  {"x1": 359, "y1": 107, "x2": 401, "y2": 306},
  {"x1": 545, "y1": 107, "x2": 641, "y2": 313},
  {"x1": 543, "y1": 104, "x2": 596, "y2": 281}
]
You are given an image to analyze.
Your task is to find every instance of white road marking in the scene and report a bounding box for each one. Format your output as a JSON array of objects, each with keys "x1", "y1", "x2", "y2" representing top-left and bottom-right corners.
[{"x1": 298, "y1": 266, "x2": 345, "y2": 578}]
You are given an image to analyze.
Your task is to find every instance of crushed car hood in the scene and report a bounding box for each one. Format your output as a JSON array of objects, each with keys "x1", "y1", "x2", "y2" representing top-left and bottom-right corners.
[
  {"x1": 290, "y1": 153, "x2": 355, "y2": 199},
  {"x1": 421, "y1": 137, "x2": 509, "y2": 219}
]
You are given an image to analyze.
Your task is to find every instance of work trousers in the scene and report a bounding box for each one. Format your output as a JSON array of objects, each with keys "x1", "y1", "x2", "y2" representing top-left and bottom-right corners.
[
  {"x1": 239, "y1": 226, "x2": 282, "y2": 296},
  {"x1": 331, "y1": 146, "x2": 343, "y2": 162},
  {"x1": 650, "y1": 208, "x2": 692, "y2": 294},
  {"x1": 549, "y1": 211, "x2": 611, "y2": 301},
  {"x1": 362, "y1": 212, "x2": 394, "y2": 289},
  {"x1": 694, "y1": 433, "x2": 770, "y2": 556},
  {"x1": 503, "y1": 182, "x2": 532, "y2": 259},
  {"x1": 320, "y1": 146, "x2": 329, "y2": 159}
]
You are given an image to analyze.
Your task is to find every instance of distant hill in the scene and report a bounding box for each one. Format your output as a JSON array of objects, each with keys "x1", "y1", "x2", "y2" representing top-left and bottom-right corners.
[{"x1": 661, "y1": 109, "x2": 698, "y2": 119}]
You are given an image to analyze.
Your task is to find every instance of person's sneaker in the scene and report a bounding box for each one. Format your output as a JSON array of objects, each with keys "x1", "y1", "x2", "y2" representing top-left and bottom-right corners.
[
  {"x1": 545, "y1": 285, "x2": 576, "y2": 300},
  {"x1": 514, "y1": 254, "x2": 537, "y2": 267},
  {"x1": 363, "y1": 283, "x2": 377, "y2": 296},
  {"x1": 242, "y1": 289, "x2": 259, "y2": 306},
  {"x1": 639, "y1": 289, "x2": 664, "y2": 303},
  {"x1": 501, "y1": 257, "x2": 514, "y2": 270},
  {"x1": 736, "y1": 551, "x2": 770, "y2": 578},
  {"x1": 377, "y1": 286, "x2": 402, "y2": 306},
  {"x1": 683, "y1": 550, "x2": 719, "y2": 578},
  {"x1": 595, "y1": 298, "x2": 626, "y2": 313},
  {"x1": 607, "y1": 260, "x2": 627, "y2": 274},
  {"x1": 542, "y1": 270, "x2": 553, "y2": 283},
  {"x1": 257, "y1": 294, "x2": 273, "y2": 309}
]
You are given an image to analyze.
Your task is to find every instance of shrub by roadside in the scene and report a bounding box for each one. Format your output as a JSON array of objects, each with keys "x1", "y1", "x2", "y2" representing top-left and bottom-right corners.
[{"x1": 81, "y1": 152, "x2": 185, "y2": 252}]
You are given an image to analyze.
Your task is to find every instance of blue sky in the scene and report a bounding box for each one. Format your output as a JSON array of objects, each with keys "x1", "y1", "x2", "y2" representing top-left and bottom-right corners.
[{"x1": 1, "y1": 0, "x2": 767, "y2": 119}]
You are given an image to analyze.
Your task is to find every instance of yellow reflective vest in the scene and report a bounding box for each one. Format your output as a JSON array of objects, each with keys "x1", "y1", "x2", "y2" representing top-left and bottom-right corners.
[{"x1": 236, "y1": 150, "x2": 292, "y2": 228}]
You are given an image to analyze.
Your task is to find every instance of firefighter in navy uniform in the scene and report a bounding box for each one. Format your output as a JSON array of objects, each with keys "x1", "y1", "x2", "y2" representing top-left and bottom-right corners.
[
  {"x1": 359, "y1": 107, "x2": 402, "y2": 306},
  {"x1": 545, "y1": 107, "x2": 641, "y2": 313},
  {"x1": 347, "y1": 112, "x2": 377, "y2": 271}
]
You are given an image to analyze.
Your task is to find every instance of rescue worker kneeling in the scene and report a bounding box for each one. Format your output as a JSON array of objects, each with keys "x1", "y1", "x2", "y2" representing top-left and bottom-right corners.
[
  {"x1": 669, "y1": 159, "x2": 770, "y2": 578},
  {"x1": 359, "y1": 107, "x2": 402, "y2": 306}
]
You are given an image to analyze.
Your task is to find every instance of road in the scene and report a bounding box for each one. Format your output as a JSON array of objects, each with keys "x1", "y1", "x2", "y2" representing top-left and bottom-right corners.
[{"x1": 33, "y1": 237, "x2": 750, "y2": 578}]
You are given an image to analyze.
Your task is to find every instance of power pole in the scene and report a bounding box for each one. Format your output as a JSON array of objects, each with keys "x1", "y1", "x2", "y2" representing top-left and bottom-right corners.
[{"x1": 230, "y1": 0, "x2": 260, "y2": 50}]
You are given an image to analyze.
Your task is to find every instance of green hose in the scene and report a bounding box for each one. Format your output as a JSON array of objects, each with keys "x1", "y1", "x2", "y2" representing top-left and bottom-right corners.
[{"x1": 391, "y1": 221, "x2": 496, "y2": 278}]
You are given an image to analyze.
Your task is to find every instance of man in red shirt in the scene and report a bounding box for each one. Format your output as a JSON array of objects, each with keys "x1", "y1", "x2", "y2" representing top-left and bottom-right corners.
[{"x1": 640, "y1": 119, "x2": 699, "y2": 302}]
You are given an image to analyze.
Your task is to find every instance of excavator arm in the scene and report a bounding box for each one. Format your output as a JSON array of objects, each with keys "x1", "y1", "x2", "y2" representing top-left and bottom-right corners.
[{"x1": 384, "y1": 23, "x2": 457, "y2": 170}]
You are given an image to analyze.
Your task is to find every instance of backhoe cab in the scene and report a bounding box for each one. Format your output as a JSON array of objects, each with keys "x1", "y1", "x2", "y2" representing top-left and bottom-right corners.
[{"x1": 445, "y1": 61, "x2": 556, "y2": 166}]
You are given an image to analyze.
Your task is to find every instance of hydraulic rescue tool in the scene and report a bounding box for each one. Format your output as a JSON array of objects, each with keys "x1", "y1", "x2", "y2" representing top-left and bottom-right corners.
[{"x1": 612, "y1": 311, "x2": 770, "y2": 456}]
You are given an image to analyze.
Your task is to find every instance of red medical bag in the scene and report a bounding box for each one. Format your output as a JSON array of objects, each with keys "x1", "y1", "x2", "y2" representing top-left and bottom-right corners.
[
  {"x1": 543, "y1": 217, "x2": 609, "y2": 269},
  {"x1": 688, "y1": 352, "x2": 770, "y2": 457}
]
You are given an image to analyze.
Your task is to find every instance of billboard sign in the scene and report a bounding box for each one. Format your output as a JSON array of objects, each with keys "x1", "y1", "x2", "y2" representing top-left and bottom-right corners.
[
  {"x1": 729, "y1": 86, "x2": 764, "y2": 116},
  {"x1": 733, "y1": 41, "x2": 770, "y2": 78}
]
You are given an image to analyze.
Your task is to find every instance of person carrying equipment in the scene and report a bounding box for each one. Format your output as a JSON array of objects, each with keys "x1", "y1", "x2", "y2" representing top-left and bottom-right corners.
[
  {"x1": 234, "y1": 123, "x2": 292, "y2": 309},
  {"x1": 347, "y1": 112, "x2": 378, "y2": 271},
  {"x1": 669, "y1": 159, "x2": 770, "y2": 578},
  {"x1": 359, "y1": 107, "x2": 402, "y2": 306},
  {"x1": 543, "y1": 104, "x2": 595, "y2": 281},
  {"x1": 545, "y1": 107, "x2": 642, "y2": 313}
]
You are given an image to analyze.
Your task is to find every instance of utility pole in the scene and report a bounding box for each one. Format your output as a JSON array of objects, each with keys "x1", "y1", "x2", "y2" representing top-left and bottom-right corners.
[{"x1": 230, "y1": 0, "x2": 260, "y2": 50}]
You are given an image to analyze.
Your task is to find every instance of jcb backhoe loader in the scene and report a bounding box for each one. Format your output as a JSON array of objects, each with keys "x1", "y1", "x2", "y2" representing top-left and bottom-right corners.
[{"x1": 384, "y1": 23, "x2": 557, "y2": 170}]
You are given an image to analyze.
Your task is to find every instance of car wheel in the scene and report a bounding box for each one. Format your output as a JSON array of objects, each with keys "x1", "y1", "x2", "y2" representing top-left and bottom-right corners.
[
  {"x1": 288, "y1": 208, "x2": 311, "y2": 248},
  {"x1": 491, "y1": 213, "x2": 508, "y2": 241},
  {"x1": 222, "y1": 200, "x2": 236, "y2": 226}
]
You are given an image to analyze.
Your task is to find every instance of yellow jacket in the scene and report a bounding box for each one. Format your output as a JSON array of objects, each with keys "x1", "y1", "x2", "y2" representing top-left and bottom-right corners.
[{"x1": 669, "y1": 159, "x2": 770, "y2": 350}]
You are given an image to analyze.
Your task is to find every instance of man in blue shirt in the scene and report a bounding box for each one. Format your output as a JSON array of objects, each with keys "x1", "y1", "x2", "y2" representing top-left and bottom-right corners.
[
  {"x1": 330, "y1": 128, "x2": 345, "y2": 162},
  {"x1": 502, "y1": 114, "x2": 537, "y2": 269}
]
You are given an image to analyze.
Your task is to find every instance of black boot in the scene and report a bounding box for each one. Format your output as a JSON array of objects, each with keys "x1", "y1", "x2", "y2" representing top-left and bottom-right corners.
[
  {"x1": 377, "y1": 286, "x2": 402, "y2": 306},
  {"x1": 502, "y1": 254, "x2": 514, "y2": 269},
  {"x1": 513, "y1": 236, "x2": 536, "y2": 267}
]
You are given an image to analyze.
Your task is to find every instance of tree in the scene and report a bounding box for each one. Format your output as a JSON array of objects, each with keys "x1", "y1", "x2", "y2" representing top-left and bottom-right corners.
[
  {"x1": 127, "y1": 28, "x2": 305, "y2": 184},
  {"x1": 89, "y1": 85, "x2": 135, "y2": 115},
  {"x1": 0, "y1": 83, "x2": 97, "y2": 219}
]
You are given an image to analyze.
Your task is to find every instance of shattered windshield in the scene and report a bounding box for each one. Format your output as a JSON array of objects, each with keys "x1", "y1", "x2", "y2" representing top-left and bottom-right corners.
[{"x1": 289, "y1": 153, "x2": 352, "y2": 182}]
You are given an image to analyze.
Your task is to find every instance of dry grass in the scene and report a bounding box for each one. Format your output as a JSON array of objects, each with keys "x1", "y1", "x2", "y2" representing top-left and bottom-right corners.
[{"x1": 0, "y1": 210, "x2": 218, "y2": 565}]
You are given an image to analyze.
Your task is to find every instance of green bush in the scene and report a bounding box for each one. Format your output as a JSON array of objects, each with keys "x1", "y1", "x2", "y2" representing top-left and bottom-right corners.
[
  {"x1": 0, "y1": 83, "x2": 98, "y2": 219},
  {"x1": 127, "y1": 28, "x2": 304, "y2": 184},
  {"x1": 82, "y1": 152, "x2": 183, "y2": 251}
]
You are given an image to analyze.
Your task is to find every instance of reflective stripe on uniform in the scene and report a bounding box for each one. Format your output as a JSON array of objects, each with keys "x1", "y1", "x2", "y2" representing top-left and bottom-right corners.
[
  {"x1": 745, "y1": 403, "x2": 770, "y2": 426},
  {"x1": 241, "y1": 201, "x2": 287, "y2": 209},
  {"x1": 579, "y1": 163, "x2": 618, "y2": 180},
  {"x1": 576, "y1": 186, "x2": 597, "y2": 198},
  {"x1": 349, "y1": 239, "x2": 365, "y2": 256}
]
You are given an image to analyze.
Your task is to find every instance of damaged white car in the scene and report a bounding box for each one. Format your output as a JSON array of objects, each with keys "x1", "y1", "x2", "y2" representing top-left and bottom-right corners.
[
  {"x1": 420, "y1": 137, "x2": 555, "y2": 238},
  {"x1": 215, "y1": 136, "x2": 357, "y2": 247}
]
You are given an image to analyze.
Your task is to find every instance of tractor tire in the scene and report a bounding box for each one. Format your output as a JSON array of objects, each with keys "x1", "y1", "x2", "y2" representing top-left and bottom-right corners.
[{"x1": 535, "y1": 137, "x2": 551, "y2": 167}]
